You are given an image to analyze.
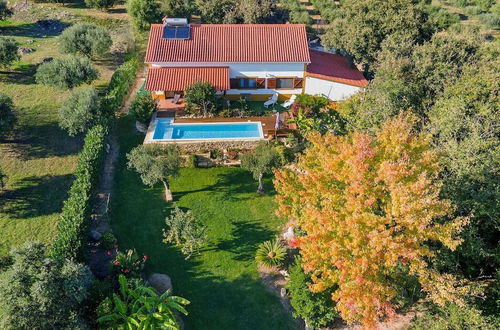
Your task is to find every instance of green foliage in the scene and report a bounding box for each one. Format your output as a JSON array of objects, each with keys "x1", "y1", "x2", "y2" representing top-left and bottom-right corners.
[
  {"x1": 51, "y1": 125, "x2": 107, "y2": 261},
  {"x1": 59, "y1": 87, "x2": 101, "y2": 136},
  {"x1": 127, "y1": 0, "x2": 162, "y2": 30},
  {"x1": 237, "y1": 0, "x2": 276, "y2": 23},
  {"x1": 195, "y1": 0, "x2": 235, "y2": 23},
  {"x1": 162, "y1": 0, "x2": 193, "y2": 20},
  {"x1": 0, "y1": 254, "x2": 13, "y2": 271},
  {"x1": 410, "y1": 303, "x2": 499, "y2": 329},
  {"x1": 428, "y1": 53, "x2": 499, "y2": 279},
  {"x1": 186, "y1": 154, "x2": 198, "y2": 168},
  {"x1": 287, "y1": 258, "x2": 338, "y2": 328},
  {"x1": 101, "y1": 232, "x2": 117, "y2": 250},
  {"x1": 0, "y1": 1, "x2": 12, "y2": 20},
  {"x1": 255, "y1": 238, "x2": 286, "y2": 268},
  {"x1": 129, "y1": 93, "x2": 157, "y2": 123},
  {"x1": 163, "y1": 204, "x2": 207, "y2": 259},
  {"x1": 184, "y1": 81, "x2": 218, "y2": 117},
  {"x1": 281, "y1": 0, "x2": 312, "y2": 25},
  {"x1": 240, "y1": 142, "x2": 280, "y2": 193},
  {"x1": 97, "y1": 275, "x2": 189, "y2": 329},
  {"x1": 322, "y1": 0, "x2": 453, "y2": 71},
  {"x1": 112, "y1": 249, "x2": 147, "y2": 277},
  {"x1": 104, "y1": 56, "x2": 139, "y2": 112},
  {"x1": 0, "y1": 37, "x2": 19, "y2": 67},
  {"x1": 290, "y1": 95, "x2": 346, "y2": 136},
  {"x1": 310, "y1": 0, "x2": 337, "y2": 22},
  {"x1": 478, "y1": 12, "x2": 500, "y2": 27},
  {"x1": 0, "y1": 92, "x2": 16, "y2": 139},
  {"x1": 59, "y1": 23, "x2": 112, "y2": 58},
  {"x1": 0, "y1": 242, "x2": 93, "y2": 329},
  {"x1": 35, "y1": 56, "x2": 99, "y2": 90},
  {"x1": 85, "y1": 0, "x2": 116, "y2": 10}
]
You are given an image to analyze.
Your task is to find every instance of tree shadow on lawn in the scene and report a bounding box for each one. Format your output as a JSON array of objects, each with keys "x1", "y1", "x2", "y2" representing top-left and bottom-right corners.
[
  {"x1": 0, "y1": 174, "x2": 73, "y2": 218},
  {"x1": 0, "y1": 63, "x2": 38, "y2": 85},
  {"x1": 0, "y1": 21, "x2": 70, "y2": 38},
  {"x1": 6, "y1": 121, "x2": 84, "y2": 160},
  {"x1": 214, "y1": 221, "x2": 275, "y2": 261}
]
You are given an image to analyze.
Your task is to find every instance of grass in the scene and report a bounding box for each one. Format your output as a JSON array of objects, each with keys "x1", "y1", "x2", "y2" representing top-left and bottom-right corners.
[
  {"x1": 0, "y1": 4, "x2": 130, "y2": 256},
  {"x1": 110, "y1": 116, "x2": 297, "y2": 329}
]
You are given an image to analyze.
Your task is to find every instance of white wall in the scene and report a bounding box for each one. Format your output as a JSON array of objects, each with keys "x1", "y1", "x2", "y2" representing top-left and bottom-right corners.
[{"x1": 304, "y1": 77, "x2": 362, "y2": 101}]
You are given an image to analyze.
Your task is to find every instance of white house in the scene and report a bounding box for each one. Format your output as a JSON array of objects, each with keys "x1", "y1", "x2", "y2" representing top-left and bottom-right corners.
[{"x1": 144, "y1": 18, "x2": 367, "y2": 108}]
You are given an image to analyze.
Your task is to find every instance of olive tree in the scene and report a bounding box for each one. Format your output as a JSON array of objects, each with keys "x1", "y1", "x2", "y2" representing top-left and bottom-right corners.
[
  {"x1": 240, "y1": 142, "x2": 280, "y2": 194},
  {"x1": 0, "y1": 242, "x2": 93, "y2": 330},
  {"x1": 129, "y1": 93, "x2": 157, "y2": 124},
  {"x1": 0, "y1": 37, "x2": 19, "y2": 67},
  {"x1": 127, "y1": 0, "x2": 162, "y2": 30},
  {"x1": 0, "y1": 92, "x2": 16, "y2": 140},
  {"x1": 59, "y1": 87, "x2": 102, "y2": 136},
  {"x1": 59, "y1": 23, "x2": 112, "y2": 58},
  {"x1": 35, "y1": 56, "x2": 99, "y2": 90},
  {"x1": 184, "y1": 81, "x2": 218, "y2": 117},
  {"x1": 127, "y1": 144, "x2": 182, "y2": 201},
  {"x1": 85, "y1": 0, "x2": 116, "y2": 10}
]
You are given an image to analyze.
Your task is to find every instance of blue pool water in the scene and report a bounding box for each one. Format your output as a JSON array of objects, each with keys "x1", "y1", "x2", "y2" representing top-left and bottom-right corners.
[{"x1": 152, "y1": 119, "x2": 263, "y2": 140}]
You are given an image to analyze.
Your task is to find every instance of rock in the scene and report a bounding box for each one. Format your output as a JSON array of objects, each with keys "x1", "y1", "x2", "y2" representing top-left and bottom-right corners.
[
  {"x1": 42, "y1": 57, "x2": 53, "y2": 63},
  {"x1": 135, "y1": 121, "x2": 147, "y2": 133},
  {"x1": 280, "y1": 287, "x2": 288, "y2": 298},
  {"x1": 148, "y1": 273, "x2": 172, "y2": 294},
  {"x1": 18, "y1": 47, "x2": 34, "y2": 55},
  {"x1": 26, "y1": 40, "x2": 34, "y2": 44},
  {"x1": 89, "y1": 230, "x2": 102, "y2": 242},
  {"x1": 279, "y1": 270, "x2": 289, "y2": 278},
  {"x1": 282, "y1": 226, "x2": 294, "y2": 241}
]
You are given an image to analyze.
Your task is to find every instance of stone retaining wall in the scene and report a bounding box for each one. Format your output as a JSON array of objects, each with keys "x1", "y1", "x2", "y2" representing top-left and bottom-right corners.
[{"x1": 161, "y1": 140, "x2": 262, "y2": 152}]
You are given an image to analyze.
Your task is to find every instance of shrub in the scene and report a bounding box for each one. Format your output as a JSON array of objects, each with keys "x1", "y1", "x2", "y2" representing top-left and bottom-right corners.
[
  {"x1": 112, "y1": 249, "x2": 147, "y2": 278},
  {"x1": 97, "y1": 275, "x2": 189, "y2": 329},
  {"x1": 0, "y1": 92, "x2": 16, "y2": 139},
  {"x1": 101, "y1": 232, "x2": 117, "y2": 250},
  {"x1": 127, "y1": 0, "x2": 162, "y2": 30},
  {"x1": 184, "y1": 81, "x2": 218, "y2": 117},
  {"x1": 0, "y1": 1, "x2": 12, "y2": 21},
  {"x1": 410, "y1": 303, "x2": 499, "y2": 329},
  {"x1": 186, "y1": 154, "x2": 198, "y2": 168},
  {"x1": 479, "y1": 13, "x2": 500, "y2": 27},
  {"x1": 103, "y1": 56, "x2": 138, "y2": 112},
  {"x1": 0, "y1": 254, "x2": 12, "y2": 272},
  {"x1": 163, "y1": 204, "x2": 206, "y2": 259},
  {"x1": 129, "y1": 93, "x2": 157, "y2": 123},
  {"x1": 59, "y1": 23, "x2": 112, "y2": 58},
  {"x1": 0, "y1": 242, "x2": 93, "y2": 329},
  {"x1": 85, "y1": 0, "x2": 116, "y2": 10},
  {"x1": 287, "y1": 258, "x2": 338, "y2": 328},
  {"x1": 59, "y1": 87, "x2": 102, "y2": 136},
  {"x1": 255, "y1": 238, "x2": 286, "y2": 268},
  {"x1": 35, "y1": 56, "x2": 99, "y2": 90},
  {"x1": 0, "y1": 37, "x2": 19, "y2": 67},
  {"x1": 51, "y1": 125, "x2": 107, "y2": 260}
]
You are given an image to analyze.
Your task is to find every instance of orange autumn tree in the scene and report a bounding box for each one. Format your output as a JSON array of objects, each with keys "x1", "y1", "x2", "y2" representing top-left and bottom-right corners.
[{"x1": 274, "y1": 113, "x2": 468, "y2": 327}]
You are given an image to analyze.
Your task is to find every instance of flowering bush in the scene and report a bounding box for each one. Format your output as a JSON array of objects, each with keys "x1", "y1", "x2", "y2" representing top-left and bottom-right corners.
[{"x1": 111, "y1": 249, "x2": 147, "y2": 278}]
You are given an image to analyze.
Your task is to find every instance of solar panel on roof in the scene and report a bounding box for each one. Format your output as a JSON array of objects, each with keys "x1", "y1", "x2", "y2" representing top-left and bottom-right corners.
[{"x1": 162, "y1": 25, "x2": 190, "y2": 40}]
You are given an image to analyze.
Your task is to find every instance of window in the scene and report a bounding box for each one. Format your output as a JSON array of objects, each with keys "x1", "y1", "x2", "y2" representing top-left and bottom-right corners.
[
  {"x1": 276, "y1": 78, "x2": 294, "y2": 89},
  {"x1": 238, "y1": 78, "x2": 257, "y2": 89}
]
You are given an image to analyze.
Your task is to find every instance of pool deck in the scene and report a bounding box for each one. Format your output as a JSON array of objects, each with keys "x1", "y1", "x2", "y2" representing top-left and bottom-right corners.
[{"x1": 144, "y1": 112, "x2": 295, "y2": 145}]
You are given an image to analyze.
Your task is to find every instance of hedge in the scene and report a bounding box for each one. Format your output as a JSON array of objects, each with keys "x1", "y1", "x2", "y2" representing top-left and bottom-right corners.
[{"x1": 50, "y1": 56, "x2": 139, "y2": 260}]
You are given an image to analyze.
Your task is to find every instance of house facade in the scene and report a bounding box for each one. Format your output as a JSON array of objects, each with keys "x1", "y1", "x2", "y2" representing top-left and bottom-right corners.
[{"x1": 144, "y1": 19, "x2": 367, "y2": 105}]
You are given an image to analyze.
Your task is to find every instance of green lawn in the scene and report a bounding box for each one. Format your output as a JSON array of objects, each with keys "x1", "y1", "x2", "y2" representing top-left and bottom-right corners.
[
  {"x1": 0, "y1": 9, "x2": 129, "y2": 256},
  {"x1": 110, "y1": 116, "x2": 297, "y2": 329}
]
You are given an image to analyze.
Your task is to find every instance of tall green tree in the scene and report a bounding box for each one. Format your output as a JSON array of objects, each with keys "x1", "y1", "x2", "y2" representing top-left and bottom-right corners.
[
  {"x1": 0, "y1": 92, "x2": 16, "y2": 140},
  {"x1": 428, "y1": 49, "x2": 500, "y2": 280},
  {"x1": 195, "y1": 0, "x2": 235, "y2": 23},
  {"x1": 184, "y1": 81, "x2": 218, "y2": 117},
  {"x1": 97, "y1": 275, "x2": 189, "y2": 329},
  {"x1": 59, "y1": 23, "x2": 112, "y2": 58},
  {"x1": 240, "y1": 142, "x2": 280, "y2": 193},
  {"x1": 0, "y1": 37, "x2": 19, "y2": 67},
  {"x1": 322, "y1": 0, "x2": 455, "y2": 71},
  {"x1": 127, "y1": 144, "x2": 182, "y2": 201},
  {"x1": 0, "y1": 242, "x2": 93, "y2": 330},
  {"x1": 35, "y1": 56, "x2": 99, "y2": 90},
  {"x1": 162, "y1": 0, "x2": 192, "y2": 19},
  {"x1": 59, "y1": 87, "x2": 102, "y2": 136},
  {"x1": 127, "y1": 0, "x2": 162, "y2": 30}
]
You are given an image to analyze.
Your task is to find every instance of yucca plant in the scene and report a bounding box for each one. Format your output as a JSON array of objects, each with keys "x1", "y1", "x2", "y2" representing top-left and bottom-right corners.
[{"x1": 255, "y1": 238, "x2": 287, "y2": 268}]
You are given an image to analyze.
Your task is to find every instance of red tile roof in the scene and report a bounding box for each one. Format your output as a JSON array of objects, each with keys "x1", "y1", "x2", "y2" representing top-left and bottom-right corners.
[
  {"x1": 306, "y1": 49, "x2": 368, "y2": 87},
  {"x1": 145, "y1": 67, "x2": 230, "y2": 91},
  {"x1": 145, "y1": 24, "x2": 311, "y2": 63}
]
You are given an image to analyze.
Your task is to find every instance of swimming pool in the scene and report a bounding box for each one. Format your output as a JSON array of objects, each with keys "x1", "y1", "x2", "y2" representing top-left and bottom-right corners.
[{"x1": 152, "y1": 119, "x2": 264, "y2": 141}]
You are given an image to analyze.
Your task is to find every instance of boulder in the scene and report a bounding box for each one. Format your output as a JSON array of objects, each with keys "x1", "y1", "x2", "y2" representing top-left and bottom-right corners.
[
  {"x1": 148, "y1": 273, "x2": 172, "y2": 294},
  {"x1": 135, "y1": 121, "x2": 147, "y2": 133},
  {"x1": 89, "y1": 230, "x2": 102, "y2": 242},
  {"x1": 282, "y1": 226, "x2": 294, "y2": 242}
]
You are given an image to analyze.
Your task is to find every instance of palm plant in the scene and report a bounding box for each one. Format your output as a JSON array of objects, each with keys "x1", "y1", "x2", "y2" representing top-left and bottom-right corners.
[
  {"x1": 97, "y1": 275, "x2": 189, "y2": 329},
  {"x1": 255, "y1": 238, "x2": 287, "y2": 268}
]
